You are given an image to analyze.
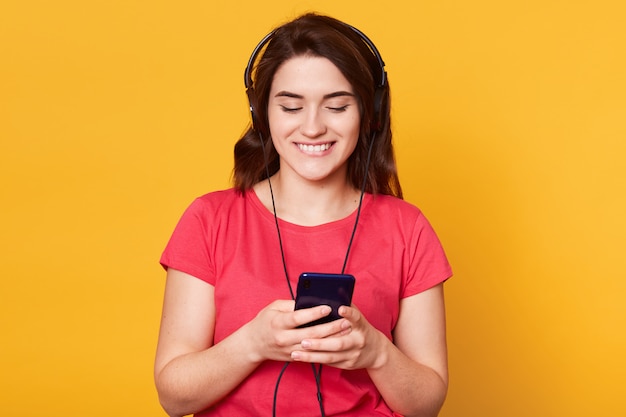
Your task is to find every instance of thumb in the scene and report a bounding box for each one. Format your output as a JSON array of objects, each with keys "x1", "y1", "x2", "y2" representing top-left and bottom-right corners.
[{"x1": 268, "y1": 299, "x2": 296, "y2": 312}]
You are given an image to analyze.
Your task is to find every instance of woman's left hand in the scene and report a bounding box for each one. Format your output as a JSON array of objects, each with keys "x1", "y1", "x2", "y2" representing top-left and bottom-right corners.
[{"x1": 290, "y1": 304, "x2": 387, "y2": 371}]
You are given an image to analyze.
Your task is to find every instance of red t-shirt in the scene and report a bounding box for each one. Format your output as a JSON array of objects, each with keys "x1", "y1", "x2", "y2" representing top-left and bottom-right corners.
[{"x1": 160, "y1": 189, "x2": 452, "y2": 416}]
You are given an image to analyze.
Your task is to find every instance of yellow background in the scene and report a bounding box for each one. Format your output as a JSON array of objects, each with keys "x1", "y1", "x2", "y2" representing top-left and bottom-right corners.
[{"x1": 1, "y1": 0, "x2": 624, "y2": 415}]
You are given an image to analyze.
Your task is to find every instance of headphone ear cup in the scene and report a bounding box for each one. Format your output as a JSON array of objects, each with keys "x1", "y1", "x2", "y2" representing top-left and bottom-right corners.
[
  {"x1": 371, "y1": 86, "x2": 386, "y2": 132},
  {"x1": 246, "y1": 87, "x2": 259, "y2": 131}
]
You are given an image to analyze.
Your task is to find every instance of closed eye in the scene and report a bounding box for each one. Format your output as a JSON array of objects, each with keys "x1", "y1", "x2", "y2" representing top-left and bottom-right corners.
[
  {"x1": 327, "y1": 105, "x2": 349, "y2": 113},
  {"x1": 280, "y1": 105, "x2": 302, "y2": 113}
]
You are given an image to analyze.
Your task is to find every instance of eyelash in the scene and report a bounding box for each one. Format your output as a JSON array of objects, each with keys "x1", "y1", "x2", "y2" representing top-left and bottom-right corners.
[
  {"x1": 280, "y1": 105, "x2": 349, "y2": 113},
  {"x1": 281, "y1": 106, "x2": 302, "y2": 113}
]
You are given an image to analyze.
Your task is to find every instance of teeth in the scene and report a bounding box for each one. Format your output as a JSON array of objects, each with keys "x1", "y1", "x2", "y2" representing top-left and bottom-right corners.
[{"x1": 298, "y1": 143, "x2": 331, "y2": 152}]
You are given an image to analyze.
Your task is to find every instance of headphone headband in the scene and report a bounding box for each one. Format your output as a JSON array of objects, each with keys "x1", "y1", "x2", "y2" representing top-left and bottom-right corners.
[
  {"x1": 244, "y1": 24, "x2": 387, "y2": 91},
  {"x1": 243, "y1": 30, "x2": 275, "y2": 89},
  {"x1": 244, "y1": 20, "x2": 388, "y2": 133}
]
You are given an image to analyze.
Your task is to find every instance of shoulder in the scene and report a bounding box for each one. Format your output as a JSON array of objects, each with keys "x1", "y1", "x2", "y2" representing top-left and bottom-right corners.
[
  {"x1": 173, "y1": 189, "x2": 250, "y2": 229},
  {"x1": 194, "y1": 188, "x2": 242, "y2": 205},
  {"x1": 183, "y1": 188, "x2": 273, "y2": 229},
  {"x1": 365, "y1": 194, "x2": 443, "y2": 243},
  {"x1": 187, "y1": 188, "x2": 246, "y2": 213},
  {"x1": 367, "y1": 194, "x2": 425, "y2": 222}
]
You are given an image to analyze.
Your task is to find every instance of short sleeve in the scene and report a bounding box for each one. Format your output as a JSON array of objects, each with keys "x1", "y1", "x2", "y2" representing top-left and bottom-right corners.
[
  {"x1": 160, "y1": 198, "x2": 216, "y2": 284},
  {"x1": 402, "y1": 212, "x2": 452, "y2": 298}
]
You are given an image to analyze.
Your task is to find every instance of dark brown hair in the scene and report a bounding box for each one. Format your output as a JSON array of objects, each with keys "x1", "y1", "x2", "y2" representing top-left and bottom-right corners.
[{"x1": 233, "y1": 13, "x2": 402, "y2": 198}]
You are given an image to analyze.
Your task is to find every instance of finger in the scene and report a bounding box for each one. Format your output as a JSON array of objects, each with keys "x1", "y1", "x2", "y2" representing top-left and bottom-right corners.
[
  {"x1": 298, "y1": 317, "x2": 351, "y2": 341},
  {"x1": 338, "y1": 305, "x2": 360, "y2": 321},
  {"x1": 291, "y1": 349, "x2": 345, "y2": 366},
  {"x1": 300, "y1": 325, "x2": 352, "y2": 351},
  {"x1": 291, "y1": 305, "x2": 332, "y2": 328},
  {"x1": 270, "y1": 313, "x2": 343, "y2": 353}
]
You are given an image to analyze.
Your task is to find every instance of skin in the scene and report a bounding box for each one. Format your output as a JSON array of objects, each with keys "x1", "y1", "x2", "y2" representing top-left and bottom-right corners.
[
  {"x1": 154, "y1": 55, "x2": 448, "y2": 417},
  {"x1": 261, "y1": 55, "x2": 363, "y2": 225}
]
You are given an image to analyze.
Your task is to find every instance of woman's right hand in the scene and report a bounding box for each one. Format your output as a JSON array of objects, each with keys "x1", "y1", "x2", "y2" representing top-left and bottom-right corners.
[
  {"x1": 155, "y1": 269, "x2": 348, "y2": 417},
  {"x1": 244, "y1": 300, "x2": 349, "y2": 364}
]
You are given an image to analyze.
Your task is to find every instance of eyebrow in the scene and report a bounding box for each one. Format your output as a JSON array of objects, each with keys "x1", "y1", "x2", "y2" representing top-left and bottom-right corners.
[{"x1": 274, "y1": 90, "x2": 355, "y2": 99}]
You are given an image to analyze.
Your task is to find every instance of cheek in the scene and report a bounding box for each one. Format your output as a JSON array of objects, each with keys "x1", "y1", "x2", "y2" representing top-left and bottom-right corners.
[
  {"x1": 268, "y1": 109, "x2": 296, "y2": 138},
  {"x1": 347, "y1": 115, "x2": 361, "y2": 141},
  {"x1": 267, "y1": 113, "x2": 283, "y2": 140},
  {"x1": 328, "y1": 111, "x2": 360, "y2": 133},
  {"x1": 342, "y1": 124, "x2": 360, "y2": 155}
]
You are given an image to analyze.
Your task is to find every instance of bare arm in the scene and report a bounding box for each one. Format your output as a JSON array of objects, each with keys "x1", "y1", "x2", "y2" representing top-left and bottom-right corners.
[
  {"x1": 154, "y1": 269, "x2": 258, "y2": 416},
  {"x1": 154, "y1": 268, "x2": 346, "y2": 417},
  {"x1": 368, "y1": 284, "x2": 448, "y2": 416},
  {"x1": 291, "y1": 283, "x2": 448, "y2": 417}
]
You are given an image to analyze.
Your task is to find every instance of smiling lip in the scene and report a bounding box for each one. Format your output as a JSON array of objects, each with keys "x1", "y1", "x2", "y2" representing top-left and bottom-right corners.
[{"x1": 297, "y1": 142, "x2": 333, "y2": 153}]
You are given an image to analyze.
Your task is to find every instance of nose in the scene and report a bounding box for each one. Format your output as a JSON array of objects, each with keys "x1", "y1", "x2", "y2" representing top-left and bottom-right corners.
[{"x1": 299, "y1": 109, "x2": 327, "y2": 138}]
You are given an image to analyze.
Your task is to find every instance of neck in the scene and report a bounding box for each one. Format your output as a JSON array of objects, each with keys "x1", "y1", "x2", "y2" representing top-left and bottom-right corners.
[{"x1": 254, "y1": 171, "x2": 361, "y2": 226}]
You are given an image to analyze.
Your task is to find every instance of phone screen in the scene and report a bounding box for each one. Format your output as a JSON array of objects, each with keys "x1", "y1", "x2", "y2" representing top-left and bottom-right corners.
[{"x1": 294, "y1": 272, "x2": 355, "y2": 327}]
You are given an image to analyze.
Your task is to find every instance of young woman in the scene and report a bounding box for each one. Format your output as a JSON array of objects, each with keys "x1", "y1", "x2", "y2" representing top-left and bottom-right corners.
[{"x1": 155, "y1": 13, "x2": 452, "y2": 417}]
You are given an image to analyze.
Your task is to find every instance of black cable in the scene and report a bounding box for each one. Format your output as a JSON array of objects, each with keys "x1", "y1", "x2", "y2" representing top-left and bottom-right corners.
[
  {"x1": 272, "y1": 362, "x2": 290, "y2": 417},
  {"x1": 311, "y1": 363, "x2": 326, "y2": 417},
  {"x1": 272, "y1": 363, "x2": 325, "y2": 417},
  {"x1": 310, "y1": 134, "x2": 375, "y2": 415},
  {"x1": 341, "y1": 134, "x2": 376, "y2": 274},
  {"x1": 259, "y1": 131, "x2": 295, "y2": 300},
  {"x1": 264, "y1": 131, "x2": 377, "y2": 416}
]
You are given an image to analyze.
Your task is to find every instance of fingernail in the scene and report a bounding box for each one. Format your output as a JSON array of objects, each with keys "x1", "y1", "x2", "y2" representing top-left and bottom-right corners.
[
  {"x1": 291, "y1": 351, "x2": 301, "y2": 360},
  {"x1": 321, "y1": 306, "x2": 331, "y2": 315},
  {"x1": 301, "y1": 340, "x2": 311, "y2": 349}
]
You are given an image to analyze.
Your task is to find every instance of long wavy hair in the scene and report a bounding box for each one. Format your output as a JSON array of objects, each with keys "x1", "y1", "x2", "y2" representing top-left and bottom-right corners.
[{"x1": 233, "y1": 13, "x2": 402, "y2": 198}]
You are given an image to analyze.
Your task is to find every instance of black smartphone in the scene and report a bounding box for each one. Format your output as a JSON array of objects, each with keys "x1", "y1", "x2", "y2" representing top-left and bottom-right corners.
[{"x1": 294, "y1": 272, "x2": 355, "y2": 327}]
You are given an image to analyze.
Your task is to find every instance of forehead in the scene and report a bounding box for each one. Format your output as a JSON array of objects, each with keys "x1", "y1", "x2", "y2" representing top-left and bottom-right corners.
[{"x1": 270, "y1": 55, "x2": 353, "y2": 94}]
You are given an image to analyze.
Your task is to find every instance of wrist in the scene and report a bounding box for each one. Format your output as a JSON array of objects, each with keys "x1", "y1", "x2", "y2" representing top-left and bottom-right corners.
[
  {"x1": 368, "y1": 330, "x2": 392, "y2": 371},
  {"x1": 236, "y1": 321, "x2": 265, "y2": 365}
]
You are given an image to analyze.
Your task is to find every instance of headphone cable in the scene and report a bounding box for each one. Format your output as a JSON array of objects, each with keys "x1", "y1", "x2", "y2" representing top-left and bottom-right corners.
[
  {"x1": 259, "y1": 132, "x2": 295, "y2": 300},
  {"x1": 259, "y1": 130, "x2": 376, "y2": 416},
  {"x1": 341, "y1": 133, "x2": 375, "y2": 274}
]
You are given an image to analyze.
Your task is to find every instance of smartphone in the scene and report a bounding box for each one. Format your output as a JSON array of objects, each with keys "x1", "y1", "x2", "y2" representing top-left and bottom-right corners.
[{"x1": 294, "y1": 272, "x2": 355, "y2": 327}]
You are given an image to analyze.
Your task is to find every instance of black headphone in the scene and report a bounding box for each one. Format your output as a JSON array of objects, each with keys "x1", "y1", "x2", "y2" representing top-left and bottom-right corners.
[{"x1": 243, "y1": 22, "x2": 388, "y2": 136}]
